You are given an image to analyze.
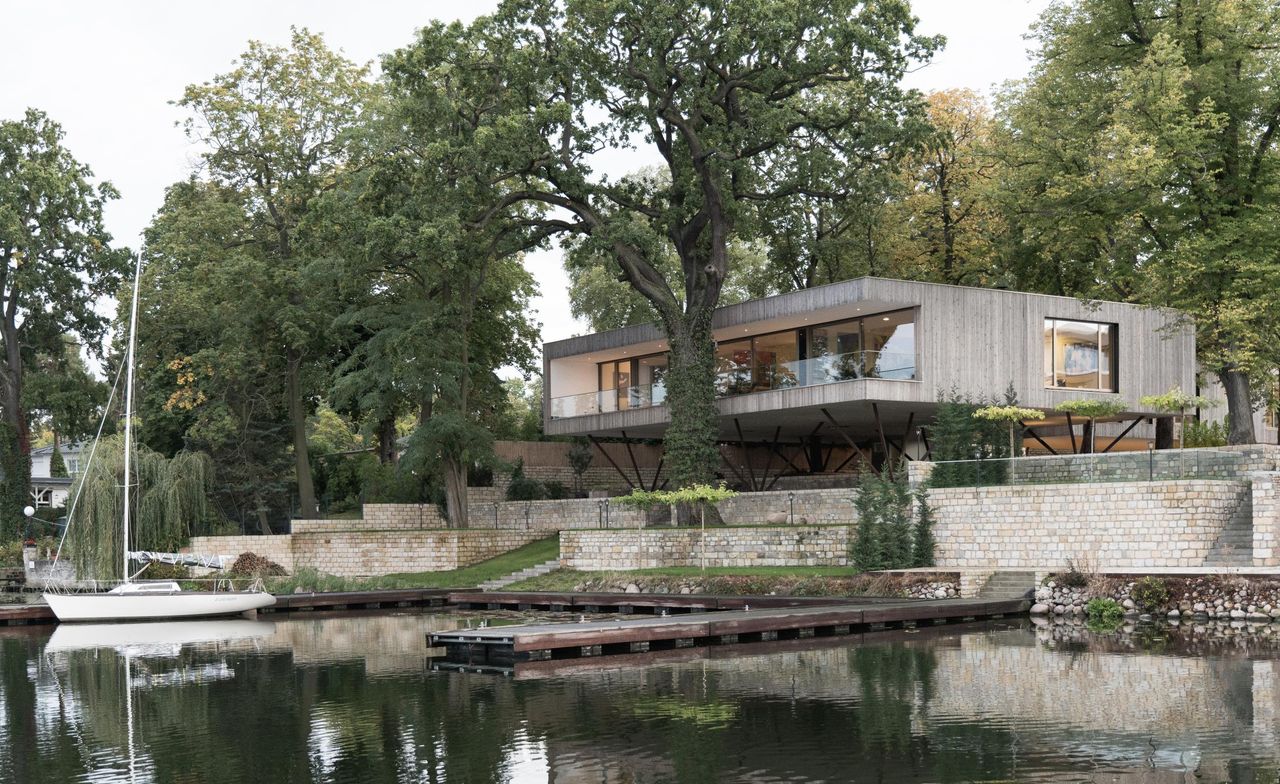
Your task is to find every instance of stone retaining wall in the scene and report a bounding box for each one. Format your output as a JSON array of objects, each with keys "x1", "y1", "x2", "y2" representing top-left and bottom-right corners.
[
  {"x1": 1254, "y1": 472, "x2": 1280, "y2": 567},
  {"x1": 560, "y1": 526, "x2": 850, "y2": 570},
  {"x1": 187, "y1": 529, "x2": 544, "y2": 578},
  {"x1": 928, "y1": 479, "x2": 1251, "y2": 569}
]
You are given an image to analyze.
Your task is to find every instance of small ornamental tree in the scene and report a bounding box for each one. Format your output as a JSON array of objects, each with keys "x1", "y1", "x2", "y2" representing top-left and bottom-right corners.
[
  {"x1": 974, "y1": 405, "x2": 1045, "y2": 457},
  {"x1": 566, "y1": 439, "x2": 594, "y2": 497},
  {"x1": 1140, "y1": 387, "x2": 1220, "y2": 449},
  {"x1": 48, "y1": 446, "x2": 68, "y2": 478},
  {"x1": 1054, "y1": 399, "x2": 1128, "y2": 454}
]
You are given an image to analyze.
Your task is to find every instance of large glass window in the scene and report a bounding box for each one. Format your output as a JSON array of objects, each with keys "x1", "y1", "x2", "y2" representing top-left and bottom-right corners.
[
  {"x1": 864, "y1": 310, "x2": 916, "y2": 380},
  {"x1": 753, "y1": 331, "x2": 799, "y2": 391},
  {"x1": 715, "y1": 338, "x2": 754, "y2": 396},
  {"x1": 1044, "y1": 318, "x2": 1118, "y2": 391},
  {"x1": 807, "y1": 319, "x2": 863, "y2": 383},
  {"x1": 637, "y1": 354, "x2": 668, "y2": 405},
  {"x1": 597, "y1": 360, "x2": 631, "y2": 411}
]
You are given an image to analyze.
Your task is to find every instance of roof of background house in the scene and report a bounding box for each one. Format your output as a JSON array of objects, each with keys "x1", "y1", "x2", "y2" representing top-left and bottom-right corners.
[{"x1": 30, "y1": 441, "x2": 90, "y2": 457}]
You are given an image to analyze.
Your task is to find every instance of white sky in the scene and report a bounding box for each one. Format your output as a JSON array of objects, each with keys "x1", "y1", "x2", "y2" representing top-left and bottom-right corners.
[{"x1": 2, "y1": 0, "x2": 1050, "y2": 368}]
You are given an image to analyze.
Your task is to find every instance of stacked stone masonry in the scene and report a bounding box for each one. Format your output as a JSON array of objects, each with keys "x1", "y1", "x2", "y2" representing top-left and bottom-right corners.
[
  {"x1": 928, "y1": 479, "x2": 1252, "y2": 570},
  {"x1": 187, "y1": 529, "x2": 543, "y2": 578},
  {"x1": 561, "y1": 526, "x2": 850, "y2": 570},
  {"x1": 1254, "y1": 472, "x2": 1280, "y2": 567}
]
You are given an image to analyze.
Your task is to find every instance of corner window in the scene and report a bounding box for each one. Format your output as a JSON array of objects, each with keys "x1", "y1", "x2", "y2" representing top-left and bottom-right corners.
[{"x1": 1044, "y1": 319, "x2": 1118, "y2": 392}]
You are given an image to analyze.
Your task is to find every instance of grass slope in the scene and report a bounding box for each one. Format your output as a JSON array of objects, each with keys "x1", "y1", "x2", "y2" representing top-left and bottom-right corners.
[{"x1": 267, "y1": 535, "x2": 559, "y2": 593}]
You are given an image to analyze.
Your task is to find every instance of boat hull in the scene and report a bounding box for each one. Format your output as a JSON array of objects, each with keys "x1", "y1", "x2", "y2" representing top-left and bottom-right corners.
[{"x1": 43, "y1": 591, "x2": 277, "y2": 622}]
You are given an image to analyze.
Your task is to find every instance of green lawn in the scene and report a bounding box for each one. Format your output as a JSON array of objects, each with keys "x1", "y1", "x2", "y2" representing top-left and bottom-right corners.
[{"x1": 266, "y1": 535, "x2": 560, "y2": 593}]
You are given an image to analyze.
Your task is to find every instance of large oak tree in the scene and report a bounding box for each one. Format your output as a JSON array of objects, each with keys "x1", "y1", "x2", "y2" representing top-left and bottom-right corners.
[
  {"x1": 996, "y1": 0, "x2": 1280, "y2": 442},
  {"x1": 421, "y1": 0, "x2": 938, "y2": 485},
  {"x1": 0, "y1": 109, "x2": 129, "y2": 535}
]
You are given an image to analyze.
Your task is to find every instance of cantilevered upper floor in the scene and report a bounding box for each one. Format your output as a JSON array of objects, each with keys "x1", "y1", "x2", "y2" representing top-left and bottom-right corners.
[{"x1": 542, "y1": 277, "x2": 1196, "y2": 444}]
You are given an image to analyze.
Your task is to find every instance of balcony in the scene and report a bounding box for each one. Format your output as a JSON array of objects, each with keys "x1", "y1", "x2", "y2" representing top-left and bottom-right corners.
[{"x1": 548, "y1": 349, "x2": 916, "y2": 420}]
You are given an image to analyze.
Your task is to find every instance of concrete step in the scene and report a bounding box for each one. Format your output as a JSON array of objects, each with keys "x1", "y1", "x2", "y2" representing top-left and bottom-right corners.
[
  {"x1": 977, "y1": 571, "x2": 1036, "y2": 599},
  {"x1": 479, "y1": 558, "x2": 562, "y2": 591}
]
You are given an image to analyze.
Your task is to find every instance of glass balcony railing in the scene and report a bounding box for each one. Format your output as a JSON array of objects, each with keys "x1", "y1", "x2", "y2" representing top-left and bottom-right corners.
[{"x1": 548, "y1": 349, "x2": 916, "y2": 419}]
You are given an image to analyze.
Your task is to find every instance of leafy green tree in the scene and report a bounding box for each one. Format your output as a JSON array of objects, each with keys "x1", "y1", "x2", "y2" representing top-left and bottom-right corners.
[
  {"x1": 886, "y1": 89, "x2": 1005, "y2": 286},
  {"x1": 974, "y1": 405, "x2": 1045, "y2": 457},
  {"x1": 175, "y1": 28, "x2": 375, "y2": 517},
  {"x1": 24, "y1": 336, "x2": 108, "y2": 451},
  {"x1": 320, "y1": 29, "x2": 542, "y2": 527},
  {"x1": 1054, "y1": 398, "x2": 1128, "y2": 454},
  {"x1": 0, "y1": 109, "x2": 129, "y2": 536},
  {"x1": 995, "y1": 0, "x2": 1280, "y2": 442},
  {"x1": 446, "y1": 0, "x2": 938, "y2": 486},
  {"x1": 138, "y1": 181, "x2": 295, "y2": 533},
  {"x1": 1140, "y1": 386, "x2": 1220, "y2": 448}
]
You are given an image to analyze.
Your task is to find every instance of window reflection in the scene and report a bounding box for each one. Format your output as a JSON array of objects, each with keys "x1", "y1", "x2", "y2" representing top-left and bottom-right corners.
[
  {"x1": 1044, "y1": 318, "x2": 1118, "y2": 392},
  {"x1": 715, "y1": 339, "x2": 753, "y2": 396},
  {"x1": 588, "y1": 309, "x2": 918, "y2": 413}
]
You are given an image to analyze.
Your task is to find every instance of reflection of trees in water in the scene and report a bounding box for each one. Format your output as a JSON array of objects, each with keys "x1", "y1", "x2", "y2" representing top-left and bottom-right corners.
[{"x1": 9, "y1": 627, "x2": 1280, "y2": 784}]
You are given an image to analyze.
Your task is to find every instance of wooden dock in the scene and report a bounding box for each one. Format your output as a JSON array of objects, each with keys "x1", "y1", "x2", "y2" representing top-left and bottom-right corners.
[
  {"x1": 0, "y1": 587, "x2": 467, "y2": 626},
  {"x1": 433, "y1": 617, "x2": 1025, "y2": 679},
  {"x1": 428, "y1": 596, "x2": 1030, "y2": 665}
]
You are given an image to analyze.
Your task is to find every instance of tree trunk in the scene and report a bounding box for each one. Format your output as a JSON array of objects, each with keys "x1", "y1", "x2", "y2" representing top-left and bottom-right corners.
[
  {"x1": 661, "y1": 309, "x2": 720, "y2": 487},
  {"x1": 1154, "y1": 417, "x2": 1174, "y2": 449},
  {"x1": 376, "y1": 413, "x2": 398, "y2": 465},
  {"x1": 0, "y1": 319, "x2": 30, "y2": 539},
  {"x1": 1219, "y1": 368, "x2": 1256, "y2": 445},
  {"x1": 1080, "y1": 419, "x2": 1094, "y2": 454},
  {"x1": 285, "y1": 348, "x2": 318, "y2": 517},
  {"x1": 442, "y1": 457, "x2": 468, "y2": 529}
]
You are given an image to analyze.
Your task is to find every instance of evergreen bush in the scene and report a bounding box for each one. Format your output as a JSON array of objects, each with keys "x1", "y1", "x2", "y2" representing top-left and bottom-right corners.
[
  {"x1": 851, "y1": 468, "x2": 936, "y2": 571},
  {"x1": 504, "y1": 458, "x2": 546, "y2": 501}
]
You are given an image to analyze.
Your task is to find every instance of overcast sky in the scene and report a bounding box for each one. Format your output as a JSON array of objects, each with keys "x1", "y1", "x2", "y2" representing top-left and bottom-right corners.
[{"x1": 3, "y1": 0, "x2": 1050, "y2": 365}]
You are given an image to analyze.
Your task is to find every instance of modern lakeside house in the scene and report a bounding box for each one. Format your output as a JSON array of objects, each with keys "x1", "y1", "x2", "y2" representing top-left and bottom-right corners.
[{"x1": 543, "y1": 278, "x2": 1198, "y2": 481}]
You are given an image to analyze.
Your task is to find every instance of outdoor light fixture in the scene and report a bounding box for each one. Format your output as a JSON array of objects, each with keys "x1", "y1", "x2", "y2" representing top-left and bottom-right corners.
[
  {"x1": 787, "y1": 491, "x2": 795, "y2": 524},
  {"x1": 23, "y1": 506, "x2": 34, "y2": 518}
]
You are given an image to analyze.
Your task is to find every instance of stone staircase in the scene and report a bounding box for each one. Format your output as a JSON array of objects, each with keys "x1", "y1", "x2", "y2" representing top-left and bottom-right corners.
[
  {"x1": 1205, "y1": 504, "x2": 1254, "y2": 567},
  {"x1": 976, "y1": 571, "x2": 1036, "y2": 600},
  {"x1": 479, "y1": 558, "x2": 562, "y2": 591}
]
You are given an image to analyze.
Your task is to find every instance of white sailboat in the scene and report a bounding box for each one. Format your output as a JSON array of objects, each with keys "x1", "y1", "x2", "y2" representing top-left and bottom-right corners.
[{"x1": 42, "y1": 255, "x2": 276, "y2": 623}]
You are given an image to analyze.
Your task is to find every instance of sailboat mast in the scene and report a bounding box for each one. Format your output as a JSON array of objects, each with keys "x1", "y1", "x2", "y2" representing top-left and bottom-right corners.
[{"x1": 122, "y1": 253, "x2": 144, "y2": 584}]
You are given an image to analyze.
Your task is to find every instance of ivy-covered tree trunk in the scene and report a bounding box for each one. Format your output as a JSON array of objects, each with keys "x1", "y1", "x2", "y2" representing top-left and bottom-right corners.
[
  {"x1": 1219, "y1": 369, "x2": 1255, "y2": 445},
  {"x1": 661, "y1": 308, "x2": 720, "y2": 488},
  {"x1": 0, "y1": 321, "x2": 30, "y2": 536},
  {"x1": 1154, "y1": 417, "x2": 1174, "y2": 450},
  {"x1": 0, "y1": 422, "x2": 28, "y2": 540}
]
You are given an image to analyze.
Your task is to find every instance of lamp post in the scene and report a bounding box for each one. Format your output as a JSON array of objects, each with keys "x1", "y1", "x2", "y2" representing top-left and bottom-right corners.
[{"x1": 787, "y1": 492, "x2": 795, "y2": 525}]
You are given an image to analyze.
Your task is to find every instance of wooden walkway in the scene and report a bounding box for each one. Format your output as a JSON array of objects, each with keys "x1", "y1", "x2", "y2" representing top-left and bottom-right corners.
[
  {"x1": 434, "y1": 617, "x2": 1023, "y2": 679},
  {"x1": 428, "y1": 596, "x2": 1030, "y2": 665}
]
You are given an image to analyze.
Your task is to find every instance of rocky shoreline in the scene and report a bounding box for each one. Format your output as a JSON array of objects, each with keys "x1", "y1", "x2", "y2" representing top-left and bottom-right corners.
[{"x1": 1031, "y1": 574, "x2": 1280, "y2": 623}]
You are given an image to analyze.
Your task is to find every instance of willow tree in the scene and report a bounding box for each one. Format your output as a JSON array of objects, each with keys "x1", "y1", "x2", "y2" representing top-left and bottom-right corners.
[
  {"x1": 65, "y1": 436, "x2": 214, "y2": 581},
  {"x1": 429, "y1": 0, "x2": 938, "y2": 486}
]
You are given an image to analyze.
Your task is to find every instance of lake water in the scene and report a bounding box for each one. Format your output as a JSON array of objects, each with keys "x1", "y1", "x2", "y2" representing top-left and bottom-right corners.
[{"x1": 2, "y1": 611, "x2": 1279, "y2": 783}]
